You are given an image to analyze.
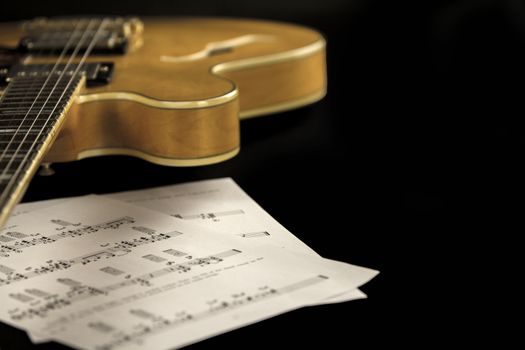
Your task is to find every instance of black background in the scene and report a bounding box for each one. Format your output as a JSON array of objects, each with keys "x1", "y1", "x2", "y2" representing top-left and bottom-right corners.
[{"x1": 0, "y1": 0, "x2": 520, "y2": 348}]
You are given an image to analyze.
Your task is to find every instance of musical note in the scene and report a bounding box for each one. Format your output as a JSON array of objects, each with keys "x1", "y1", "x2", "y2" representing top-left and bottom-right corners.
[
  {"x1": 5, "y1": 232, "x2": 29, "y2": 239},
  {"x1": 8, "y1": 249, "x2": 241, "y2": 321},
  {"x1": 162, "y1": 249, "x2": 187, "y2": 257},
  {"x1": 0, "y1": 232, "x2": 176, "y2": 286},
  {"x1": 172, "y1": 209, "x2": 244, "y2": 222},
  {"x1": 238, "y1": 231, "x2": 270, "y2": 238},
  {"x1": 0, "y1": 184, "x2": 377, "y2": 350},
  {"x1": 131, "y1": 226, "x2": 156, "y2": 235},
  {"x1": 0, "y1": 235, "x2": 15, "y2": 243},
  {"x1": 0, "y1": 264, "x2": 14, "y2": 275},
  {"x1": 100, "y1": 267, "x2": 124, "y2": 276},
  {"x1": 93, "y1": 275, "x2": 329, "y2": 350},
  {"x1": 51, "y1": 219, "x2": 82, "y2": 231},
  {"x1": 141, "y1": 254, "x2": 167, "y2": 263},
  {"x1": 0, "y1": 217, "x2": 136, "y2": 257}
]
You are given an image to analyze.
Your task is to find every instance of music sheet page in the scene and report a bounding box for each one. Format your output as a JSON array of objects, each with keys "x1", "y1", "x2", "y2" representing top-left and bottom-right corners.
[
  {"x1": 106, "y1": 178, "x2": 370, "y2": 305},
  {"x1": 17, "y1": 178, "x2": 368, "y2": 305},
  {"x1": 2, "y1": 194, "x2": 377, "y2": 349}
]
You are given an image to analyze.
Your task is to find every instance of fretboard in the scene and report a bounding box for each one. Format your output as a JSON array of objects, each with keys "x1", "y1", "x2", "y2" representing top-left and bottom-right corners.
[{"x1": 0, "y1": 73, "x2": 84, "y2": 227}]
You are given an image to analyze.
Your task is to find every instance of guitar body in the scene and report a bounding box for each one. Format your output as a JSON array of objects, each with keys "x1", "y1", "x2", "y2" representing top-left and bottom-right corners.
[{"x1": 0, "y1": 17, "x2": 326, "y2": 166}]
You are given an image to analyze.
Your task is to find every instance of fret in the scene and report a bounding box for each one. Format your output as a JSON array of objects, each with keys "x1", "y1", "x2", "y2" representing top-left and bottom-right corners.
[
  {"x1": 0, "y1": 159, "x2": 32, "y2": 181},
  {"x1": 0, "y1": 93, "x2": 68, "y2": 100},
  {"x1": 0, "y1": 133, "x2": 47, "y2": 141},
  {"x1": 4, "y1": 82, "x2": 77, "y2": 89},
  {"x1": 1, "y1": 83, "x2": 66, "y2": 89},
  {"x1": 0, "y1": 120, "x2": 52, "y2": 127},
  {"x1": 6, "y1": 75, "x2": 77, "y2": 82},
  {"x1": 0, "y1": 134, "x2": 51, "y2": 142},
  {"x1": 0, "y1": 134, "x2": 46, "y2": 142},
  {"x1": 2, "y1": 88, "x2": 76, "y2": 96},
  {"x1": 0, "y1": 159, "x2": 27, "y2": 171},
  {"x1": 0, "y1": 96, "x2": 64, "y2": 103},
  {"x1": 0, "y1": 142, "x2": 45, "y2": 151},
  {"x1": 5, "y1": 77, "x2": 75, "y2": 84},
  {"x1": 0, "y1": 105, "x2": 64, "y2": 111},
  {"x1": 0, "y1": 72, "x2": 84, "y2": 229},
  {"x1": 0, "y1": 103, "x2": 64, "y2": 109},
  {"x1": 0, "y1": 132, "x2": 52, "y2": 139},
  {"x1": 1, "y1": 86, "x2": 75, "y2": 92},
  {"x1": 0, "y1": 96, "x2": 65, "y2": 103},
  {"x1": 0, "y1": 114, "x2": 63, "y2": 122},
  {"x1": 0, "y1": 104, "x2": 65, "y2": 110},
  {"x1": 0, "y1": 173, "x2": 13, "y2": 182},
  {"x1": 0, "y1": 152, "x2": 34, "y2": 160},
  {"x1": 3, "y1": 84, "x2": 78, "y2": 94},
  {"x1": 0, "y1": 107, "x2": 60, "y2": 119},
  {"x1": 0, "y1": 148, "x2": 43, "y2": 156},
  {"x1": 0, "y1": 94, "x2": 68, "y2": 99},
  {"x1": 0, "y1": 115, "x2": 58, "y2": 121},
  {"x1": 0, "y1": 120, "x2": 54, "y2": 127},
  {"x1": 0, "y1": 99, "x2": 67, "y2": 104},
  {"x1": 0, "y1": 102, "x2": 68, "y2": 107},
  {"x1": 0, "y1": 111, "x2": 62, "y2": 117},
  {"x1": 0, "y1": 127, "x2": 52, "y2": 134}
]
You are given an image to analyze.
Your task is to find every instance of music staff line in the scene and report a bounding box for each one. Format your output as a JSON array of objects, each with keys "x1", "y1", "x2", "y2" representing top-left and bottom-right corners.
[
  {"x1": 0, "y1": 217, "x2": 136, "y2": 257},
  {"x1": 237, "y1": 231, "x2": 270, "y2": 238},
  {"x1": 0, "y1": 231, "x2": 181, "y2": 286},
  {"x1": 95, "y1": 275, "x2": 330, "y2": 350},
  {"x1": 172, "y1": 209, "x2": 244, "y2": 221},
  {"x1": 9, "y1": 249, "x2": 242, "y2": 322}
]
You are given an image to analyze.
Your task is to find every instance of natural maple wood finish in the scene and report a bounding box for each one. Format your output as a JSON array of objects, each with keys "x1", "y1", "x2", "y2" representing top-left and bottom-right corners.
[{"x1": 0, "y1": 17, "x2": 326, "y2": 166}]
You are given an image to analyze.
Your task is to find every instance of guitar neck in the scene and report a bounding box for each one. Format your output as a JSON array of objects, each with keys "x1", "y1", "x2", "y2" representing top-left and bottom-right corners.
[{"x1": 0, "y1": 73, "x2": 84, "y2": 227}]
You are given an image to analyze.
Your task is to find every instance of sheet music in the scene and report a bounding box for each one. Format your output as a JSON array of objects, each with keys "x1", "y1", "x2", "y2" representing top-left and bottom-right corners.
[
  {"x1": 2, "y1": 195, "x2": 377, "y2": 349},
  {"x1": 16, "y1": 178, "x2": 367, "y2": 306},
  {"x1": 16, "y1": 178, "x2": 316, "y2": 255},
  {"x1": 106, "y1": 178, "x2": 368, "y2": 305},
  {"x1": 12, "y1": 178, "x2": 370, "y2": 343}
]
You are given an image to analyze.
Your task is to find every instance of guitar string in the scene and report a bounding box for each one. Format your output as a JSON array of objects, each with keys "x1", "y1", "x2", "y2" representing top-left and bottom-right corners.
[
  {"x1": 0, "y1": 20, "x2": 85, "y2": 169},
  {"x1": 0, "y1": 29, "x2": 62, "y2": 137},
  {"x1": 0, "y1": 19, "x2": 92, "y2": 205},
  {"x1": 0, "y1": 19, "x2": 108, "y2": 204},
  {"x1": 0, "y1": 24, "x2": 71, "y2": 159},
  {"x1": 0, "y1": 19, "x2": 105, "y2": 197}
]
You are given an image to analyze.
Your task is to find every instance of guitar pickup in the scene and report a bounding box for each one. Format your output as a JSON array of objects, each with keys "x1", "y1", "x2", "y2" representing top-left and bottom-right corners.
[
  {"x1": 17, "y1": 17, "x2": 144, "y2": 55},
  {"x1": 0, "y1": 62, "x2": 114, "y2": 87}
]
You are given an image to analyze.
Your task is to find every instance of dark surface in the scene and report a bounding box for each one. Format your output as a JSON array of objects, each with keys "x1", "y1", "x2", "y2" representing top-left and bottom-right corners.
[{"x1": 1, "y1": 0, "x2": 520, "y2": 348}]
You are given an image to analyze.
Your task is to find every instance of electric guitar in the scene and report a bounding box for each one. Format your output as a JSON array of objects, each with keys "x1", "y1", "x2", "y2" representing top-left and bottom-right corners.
[{"x1": 0, "y1": 16, "x2": 327, "y2": 227}]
